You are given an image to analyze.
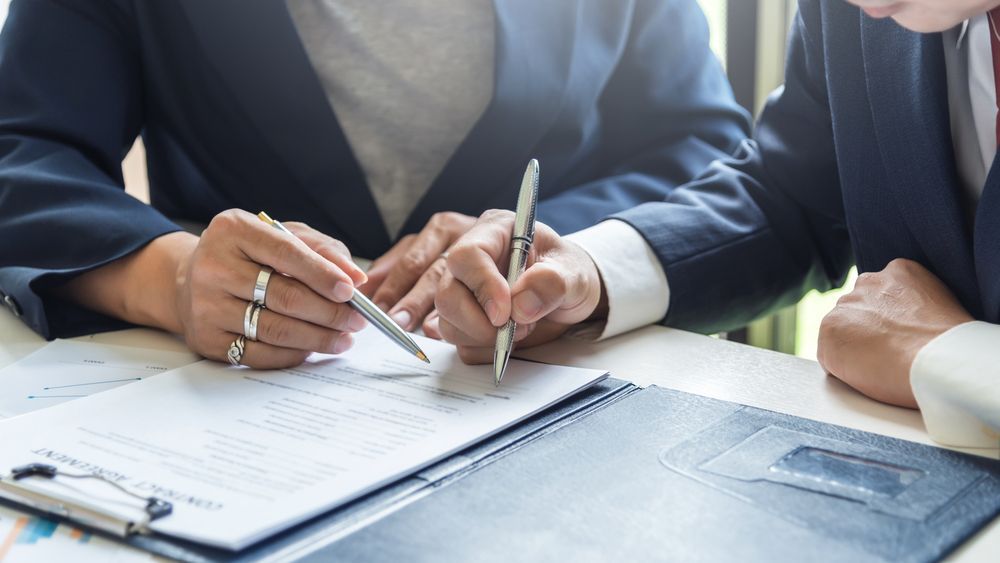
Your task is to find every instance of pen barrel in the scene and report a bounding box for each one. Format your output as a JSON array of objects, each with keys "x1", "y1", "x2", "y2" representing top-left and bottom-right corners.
[
  {"x1": 505, "y1": 243, "x2": 530, "y2": 285},
  {"x1": 349, "y1": 290, "x2": 422, "y2": 358}
]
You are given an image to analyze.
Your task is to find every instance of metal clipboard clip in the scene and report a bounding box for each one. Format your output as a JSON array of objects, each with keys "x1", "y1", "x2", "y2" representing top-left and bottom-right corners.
[{"x1": 0, "y1": 463, "x2": 172, "y2": 538}]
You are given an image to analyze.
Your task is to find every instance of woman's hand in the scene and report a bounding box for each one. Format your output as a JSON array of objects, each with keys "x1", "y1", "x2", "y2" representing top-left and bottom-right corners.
[
  {"x1": 361, "y1": 211, "x2": 476, "y2": 332},
  {"x1": 61, "y1": 209, "x2": 370, "y2": 369}
]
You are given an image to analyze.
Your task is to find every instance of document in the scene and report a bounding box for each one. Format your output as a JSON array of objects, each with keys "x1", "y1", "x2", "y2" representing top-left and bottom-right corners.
[
  {"x1": 0, "y1": 329, "x2": 606, "y2": 550},
  {"x1": 0, "y1": 340, "x2": 197, "y2": 419}
]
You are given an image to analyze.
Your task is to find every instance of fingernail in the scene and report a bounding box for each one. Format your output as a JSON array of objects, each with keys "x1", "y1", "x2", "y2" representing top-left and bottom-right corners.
[
  {"x1": 424, "y1": 316, "x2": 441, "y2": 339},
  {"x1": 333, "y1": 282, "x2": 354, "y2": 302},
  {"x1": 347, "y1": 311, "x2": 368, "y2": 331},
  {"x1": 391, "y1": 310, "x2": 412, "y2": 330},
  {"x1": 484, "y1": 299, "x2": 500, "y2": 325},
  {"x1": 333, "y1": 333, "x2": 354, "y2": 355},
  {"x1": 513, "y1": 291, "x2": 542, "y2": 320}
]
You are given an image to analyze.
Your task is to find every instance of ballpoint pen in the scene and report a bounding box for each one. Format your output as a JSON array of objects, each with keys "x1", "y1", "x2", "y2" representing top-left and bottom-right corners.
[
  {"x1": 493, "y1": 159, "x2": 539, "y2": 386},
  {"x1": 257, "y1": 211, "x2": 430, "y2": 364}
]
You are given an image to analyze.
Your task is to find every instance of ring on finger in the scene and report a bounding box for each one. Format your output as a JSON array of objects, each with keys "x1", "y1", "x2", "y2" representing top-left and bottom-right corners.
[
  {"x1": 253, "y1": 266, "x2": 274, "y2": 306},
  {"x1": 227, "y1": 335, "x2": 247, "y2": 366},
  {"x1": 243, "y1": 301, "x2": 265, "y2": 341}
]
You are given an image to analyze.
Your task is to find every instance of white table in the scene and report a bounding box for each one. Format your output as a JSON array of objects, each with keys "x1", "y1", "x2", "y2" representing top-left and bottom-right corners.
[{"x1": 1, "y1": 308, "x2": 997, "y2": 561}]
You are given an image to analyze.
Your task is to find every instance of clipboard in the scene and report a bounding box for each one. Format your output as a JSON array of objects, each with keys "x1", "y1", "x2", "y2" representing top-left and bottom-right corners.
[{"x1": 0, "y1": 378, "x2": 637, "y2": 562}]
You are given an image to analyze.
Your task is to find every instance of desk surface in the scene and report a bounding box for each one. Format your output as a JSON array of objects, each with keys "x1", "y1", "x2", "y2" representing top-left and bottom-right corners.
[{"x1": 0, "y1": 309, "x2": 996, "y2": 562}]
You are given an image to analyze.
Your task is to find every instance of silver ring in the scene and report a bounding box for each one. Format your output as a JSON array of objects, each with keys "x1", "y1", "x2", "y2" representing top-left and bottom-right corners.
[
  {"x1": 227, "y1": 335, "x2": 246, "y2": 366},
  {"x1": 253, "y1": 267, "x2": 274, "y2": 306},
  {"x1": 439, "y1": 251, "x2": 449, "y2": 261},
  {"x1": 244, "y1": 302, "x2": 264, "y2": 341}
]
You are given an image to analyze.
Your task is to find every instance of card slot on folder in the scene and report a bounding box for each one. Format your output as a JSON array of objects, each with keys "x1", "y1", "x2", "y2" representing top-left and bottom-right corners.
[
  {"x1": 694, "y1": 425, "x2": 984, "y2": 521},
  {"x1": 659, "y1": 407, "x2": 1000, "y2": 563}
]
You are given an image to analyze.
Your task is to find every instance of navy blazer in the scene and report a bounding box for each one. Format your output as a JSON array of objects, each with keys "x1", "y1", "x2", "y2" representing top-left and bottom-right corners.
[
  {"x1": 0, "y1": 0, "x2": 748, "y2": 339},
  {"x1": 614, "y1": 0, "x2": 997, "y2": 334}
]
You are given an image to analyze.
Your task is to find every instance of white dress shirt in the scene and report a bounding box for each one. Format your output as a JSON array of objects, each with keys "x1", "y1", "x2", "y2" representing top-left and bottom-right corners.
[{"x1": 567, "y1": 17, "x2": 1000, "y2": 448}]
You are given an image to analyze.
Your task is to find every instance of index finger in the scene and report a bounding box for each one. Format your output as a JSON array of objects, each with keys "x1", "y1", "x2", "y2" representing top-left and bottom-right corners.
[
  {"x1": 231, "y1": 212, "x2": 357, "y2": 303},
  {"x1": 445, "y1": 211, "x2": 516, "y2": 326}
]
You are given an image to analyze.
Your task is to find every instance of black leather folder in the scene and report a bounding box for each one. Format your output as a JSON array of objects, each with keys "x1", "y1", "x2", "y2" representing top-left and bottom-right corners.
[
  {"x1": 5, "y1": 381, "x2": 998, "y2": 562},
  {"x1": 312, "y1": 386, "x2": 1000, "y2": 563}
]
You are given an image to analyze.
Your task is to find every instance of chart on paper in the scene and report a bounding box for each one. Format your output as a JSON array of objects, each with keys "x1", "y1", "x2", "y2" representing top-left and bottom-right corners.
[
  {"x1": 0, "y1": 504, "x2": 156, "y2": 562},
  {"x1": 0, "y1": 340, "x2": 197, "y2": 418}
]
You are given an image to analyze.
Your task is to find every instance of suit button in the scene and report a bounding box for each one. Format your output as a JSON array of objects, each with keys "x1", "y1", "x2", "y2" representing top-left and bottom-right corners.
[{"x1": 4, "y1": 295, "x2": 21, "y2": 318}]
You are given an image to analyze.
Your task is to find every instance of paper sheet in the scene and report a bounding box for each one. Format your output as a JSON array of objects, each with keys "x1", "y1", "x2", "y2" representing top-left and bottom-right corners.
[
  {"x1": 0, "y1": 340, "x2": 197, "y2": 419},
  {"x1": 0, "y1": 504, "x2": 157, "y2": 562},
  {"x1": 0, "y1": 328, "x2": 606, "y2": 550}
]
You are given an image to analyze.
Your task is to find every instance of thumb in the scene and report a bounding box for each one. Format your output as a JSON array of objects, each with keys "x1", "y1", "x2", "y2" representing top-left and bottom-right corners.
[{"x1": 509, "y1": 255, "x2": 599, "y2": 325}]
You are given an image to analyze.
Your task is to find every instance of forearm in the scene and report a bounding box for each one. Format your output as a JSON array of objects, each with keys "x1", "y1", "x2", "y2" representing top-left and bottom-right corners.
[{"x1": 55, "y1": 232, "x2": 198, "y2": 335}]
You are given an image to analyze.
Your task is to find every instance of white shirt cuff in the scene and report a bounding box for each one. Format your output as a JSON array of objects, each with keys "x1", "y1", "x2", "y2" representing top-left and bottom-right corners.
[
  {"x1": 564, "y1": 220, "x2": 670, "y2": 340},
  {"x1": 910, "y1": 321, "x2": 1000, "y2": 448}
]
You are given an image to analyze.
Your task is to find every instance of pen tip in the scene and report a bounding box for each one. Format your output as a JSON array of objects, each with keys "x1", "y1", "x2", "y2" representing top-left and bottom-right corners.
[{"x1": 417, "y1": 351, "x2": 430, "y2": 364}]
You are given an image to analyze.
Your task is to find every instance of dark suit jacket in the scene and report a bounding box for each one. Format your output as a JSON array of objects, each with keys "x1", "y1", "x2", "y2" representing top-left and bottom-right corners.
[
  {"x1": 0, "y1": 0, "x2": 747, "y2": 339},
  {"x1": 613, "y1": 0, "x2": 999, "y2": 334}
]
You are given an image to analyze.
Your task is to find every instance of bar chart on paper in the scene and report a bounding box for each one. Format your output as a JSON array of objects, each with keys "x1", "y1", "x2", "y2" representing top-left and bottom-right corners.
[
  {"x1": 0, "y1": 505, "x2": 154, "y2": 562},
  {"x1": 0, "y1": 340, "x2": 196, "y2": 418}
]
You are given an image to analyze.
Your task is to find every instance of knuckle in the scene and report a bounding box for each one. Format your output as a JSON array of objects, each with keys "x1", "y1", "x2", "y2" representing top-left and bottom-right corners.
[
  {"x1": 318, "y1": 331, "x2": 341, "y2": 353},
  {"x1": 209, "y1": 209, "x2": 244, "y2": 231},
  {"x1": 481, "y1": 209, "x2": 513, "y2": 223},
  {"x1": 324, "y1": 304, "x2": 350, "y2": 329},
  {"x1": 260, "y1": 316, "x2": 291, "y2": 345},
  {"x1": 535, "y1": 263, "x2": 566, "y2": 294},
  {"x1": 270, "y1": 281, "x2": 300, "y2": 312},
  {"x1": 400, "y1": 251, "x2": 427, "y2": 274},
  {"x1": 447, "y1": 242, "x2": 478, "y2": 265},
  {"x1": 276, "y1": 237, "x2": 300, "y2": 257}
]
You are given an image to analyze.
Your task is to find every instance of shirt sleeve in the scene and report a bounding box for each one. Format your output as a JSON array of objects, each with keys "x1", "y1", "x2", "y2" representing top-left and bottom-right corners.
[
  {"x1": 910, "y1": 321, "x2": 1000, "y2": 448},
  {"x1": 564, "y1": 219, "x2": 670, "y2": 340}
]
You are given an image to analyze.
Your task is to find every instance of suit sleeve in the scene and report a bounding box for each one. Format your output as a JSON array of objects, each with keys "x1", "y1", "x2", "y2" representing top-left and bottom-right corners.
[
  {"x1": 0, "y1": 0, "x2": 180, "y2": 339},
  {"x1": 536, "y1": 0, "x2": 751, "y2": 234},
  {"x1": 608, "y1": 1, "x2": 854, "y2": 334}
]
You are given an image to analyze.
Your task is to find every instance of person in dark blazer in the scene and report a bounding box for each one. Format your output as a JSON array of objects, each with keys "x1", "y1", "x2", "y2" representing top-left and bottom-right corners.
[
  {"x1": 0, "y1": 1, "x2": 748, "y2": 366},
  {"x1": 437, "y1": 0, "x2": 1000, "y2": 447}
]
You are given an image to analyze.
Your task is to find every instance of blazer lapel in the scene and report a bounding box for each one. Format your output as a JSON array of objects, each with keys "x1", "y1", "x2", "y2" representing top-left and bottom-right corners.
[
  {"x1": 974, "y1": 154, "x2": 1000, "y2": 321},
  {"x1": 860, "y1": 17, "x2": 981, "y2": 314},
  {"x1": 398, "y1": 0, "x2": 578, "y2": 237},
  {"x1": 178, "y1": 0, "x2": 390, "y2": 256}
]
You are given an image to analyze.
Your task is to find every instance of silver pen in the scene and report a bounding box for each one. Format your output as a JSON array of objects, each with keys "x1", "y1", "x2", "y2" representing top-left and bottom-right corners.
[
  {"x1": 257, "y1": 212, "x2": 429, "y2": 363},
  {"x1": 493, "y1": 159, "x2": 539, "y2": 385}
]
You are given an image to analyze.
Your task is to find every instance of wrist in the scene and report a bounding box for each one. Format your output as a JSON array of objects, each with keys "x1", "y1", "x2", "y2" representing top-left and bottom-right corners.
[
  {"x1": 59, "y1": 231, "x2": 198, "y2": 333},
  {"x1": 128, "y1": 232, "x2": 199, "y2": 333}
]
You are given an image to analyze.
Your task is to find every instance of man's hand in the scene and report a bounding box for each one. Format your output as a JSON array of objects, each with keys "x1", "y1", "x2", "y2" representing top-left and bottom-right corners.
[
  {"x1": 817, "y1": 258, "x2": 973, "y2": 408},
  {"x1": 361, "y1": 212, "x2": 476, "y2": 331},
  {"x1": 434, "y1": 210, "x2": 606, "y2": 364}
]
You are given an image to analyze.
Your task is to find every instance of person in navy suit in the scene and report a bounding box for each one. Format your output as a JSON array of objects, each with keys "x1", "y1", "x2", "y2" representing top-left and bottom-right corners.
[
  {"x1": 439, "y1": 0, "x2": 1000, "y2": 447},
  {"x1": 0, "y1": 1, "x2": 748, "y2": 367}
]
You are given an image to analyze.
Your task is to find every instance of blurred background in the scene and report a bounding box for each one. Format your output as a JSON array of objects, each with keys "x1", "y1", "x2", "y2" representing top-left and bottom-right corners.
[{"x1": 0, "y1": 0, "x2": 855, "y2": 360}]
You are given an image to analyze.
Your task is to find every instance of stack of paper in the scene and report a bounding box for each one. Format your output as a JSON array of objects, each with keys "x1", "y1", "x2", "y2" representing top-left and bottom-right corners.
[{"x1": 0, "y1": 329, "x2": 606, "y2": 549}]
